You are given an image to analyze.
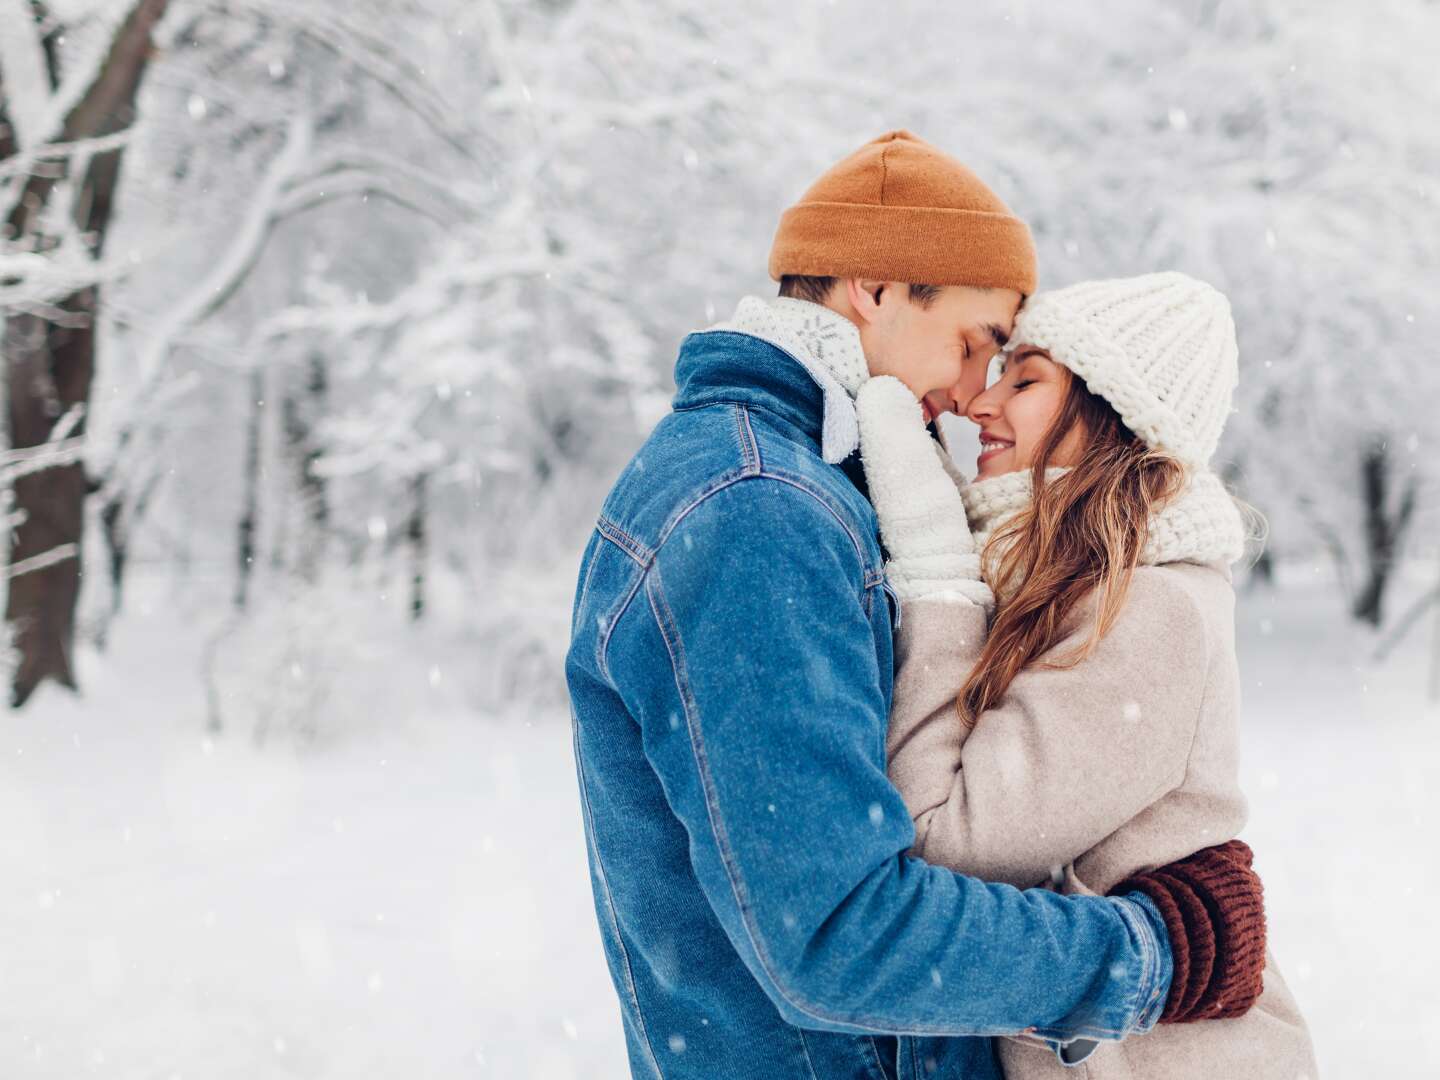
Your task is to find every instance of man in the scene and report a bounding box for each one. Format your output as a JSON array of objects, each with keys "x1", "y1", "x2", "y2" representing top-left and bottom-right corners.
[{"x1": 565, "y1": 130, "x2": 1265, "y2": 1079}]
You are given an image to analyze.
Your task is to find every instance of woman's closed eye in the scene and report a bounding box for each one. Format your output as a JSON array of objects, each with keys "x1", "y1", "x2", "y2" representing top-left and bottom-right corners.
[{"x1": 1012, "y1": 378, "x2": 1036, "y2": 391}]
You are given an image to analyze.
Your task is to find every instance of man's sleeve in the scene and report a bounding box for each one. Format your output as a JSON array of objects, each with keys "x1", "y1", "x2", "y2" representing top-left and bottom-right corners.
[{"x1": 607, "y1": 476, "x2": 1171, "y2": 1041}]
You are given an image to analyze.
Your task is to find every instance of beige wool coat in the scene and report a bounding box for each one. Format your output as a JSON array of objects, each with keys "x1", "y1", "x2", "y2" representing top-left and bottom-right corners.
[{"x1": 887, "y1": 559, "x2": 1318, "y2": 1079}]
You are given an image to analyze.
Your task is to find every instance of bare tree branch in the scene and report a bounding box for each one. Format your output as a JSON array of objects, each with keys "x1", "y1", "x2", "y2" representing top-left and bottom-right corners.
[
  {"x1": 250, "y1": 251, "x2": 548, "y2": 344},
  {"x1": 298, "y1": 146, "x2": 485, "y2": 216},
  {"x1": 224, "y1": 0, "x2": 482, "y2": 161},
  {"x1": 134, "y1": 108, "x2": 312, "y2": 383},
  {"x1": 0, "y1": 129, "x2": 132, "y2": 181},
  {"x1": 0, "y1": 0, "x2": 53, "y2": 151},
  {"x1": 3, "y1": 542, "x2": 77, "y2": 580},
  {"x1": 3, "y1": 0, "x2": 170, "y2": 282}
]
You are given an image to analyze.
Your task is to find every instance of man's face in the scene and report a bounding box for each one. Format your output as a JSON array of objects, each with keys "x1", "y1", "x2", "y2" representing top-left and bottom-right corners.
[{"x1": 855, "y1": 284, "x2": 1024, "y2": 424}]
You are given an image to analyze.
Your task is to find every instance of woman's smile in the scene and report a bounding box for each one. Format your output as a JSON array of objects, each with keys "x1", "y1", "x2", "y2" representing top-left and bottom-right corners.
[{"x1": 976, "y1": 431, "x2": 1015, "y2": 469}]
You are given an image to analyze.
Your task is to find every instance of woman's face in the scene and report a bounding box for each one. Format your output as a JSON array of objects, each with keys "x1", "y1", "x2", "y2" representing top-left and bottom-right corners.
[{"x1": 965, "y1": 347, "x2": 1086, "y2": 479}]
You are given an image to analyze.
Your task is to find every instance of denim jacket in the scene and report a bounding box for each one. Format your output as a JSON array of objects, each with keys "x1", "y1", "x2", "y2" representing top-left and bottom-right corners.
[{"x1": 565, "y1": 329, "x2": 1172, "y2": 1079}]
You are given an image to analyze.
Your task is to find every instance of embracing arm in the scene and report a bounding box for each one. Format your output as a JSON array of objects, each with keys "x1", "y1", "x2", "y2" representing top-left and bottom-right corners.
[
  {"x1": 885, "y1": 598, "x2": 988, "y2": 845},
  {"x1": 856, "y1": 375, "x2": 1268, "y2": 1024},
  {"x1": 901, "y1": 571, "x2": 1208, "y2": 884},
  {"x1": 901, "y1": 583, "x2": 1273, "y2": 1025},
  {"x1": 607, "y1": 474, "x2": 1171, "y2": 1040},
  {"x1": 860, "y1": 378, "x2": 1205, "y2": 883}
]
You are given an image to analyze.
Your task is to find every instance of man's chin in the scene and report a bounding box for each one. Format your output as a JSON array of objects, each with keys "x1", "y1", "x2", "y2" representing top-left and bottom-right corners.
[{"x1": 919, "y1": 394, "x2": 951, "y2": 425}]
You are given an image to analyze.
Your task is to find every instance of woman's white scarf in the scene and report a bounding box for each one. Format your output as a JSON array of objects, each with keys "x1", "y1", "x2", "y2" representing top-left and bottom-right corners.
[{"x1": 960, "y1": 466, "x2": 1248, "y2": 573}]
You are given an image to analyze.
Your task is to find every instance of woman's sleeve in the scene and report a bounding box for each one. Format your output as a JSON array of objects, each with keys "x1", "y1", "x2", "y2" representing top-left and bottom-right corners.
[
  {"x1": 889, "y1": 569, "x2": 1211, "y2": 887},
  {"x1": 884, "y1": 597, "x2": 989, "y2": 845}
]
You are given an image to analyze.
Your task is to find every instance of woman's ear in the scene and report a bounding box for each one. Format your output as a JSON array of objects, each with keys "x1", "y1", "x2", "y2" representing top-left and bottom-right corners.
[{"x1": 846, "y1": 278, "x2": 889, "y2": 326}]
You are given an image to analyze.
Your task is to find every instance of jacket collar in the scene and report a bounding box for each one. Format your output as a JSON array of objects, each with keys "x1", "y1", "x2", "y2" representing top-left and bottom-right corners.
[{"x1": 676, "y1": 297, "x2": 867, "y2": 464}]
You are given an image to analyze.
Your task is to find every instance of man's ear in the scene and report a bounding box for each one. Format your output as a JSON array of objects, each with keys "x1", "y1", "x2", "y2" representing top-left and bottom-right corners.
[{"x1": 845, "y1": 278, "x2": 890, "y2": 326}]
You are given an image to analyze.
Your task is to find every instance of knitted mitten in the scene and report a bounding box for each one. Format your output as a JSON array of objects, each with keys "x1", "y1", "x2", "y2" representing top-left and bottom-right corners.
[
  {"x1": 855, "y1": 376, "x2": 993, "y2": 608},
  {"x1": 1113, "y1": 839, "x2": 1268, "y2": 1023}
]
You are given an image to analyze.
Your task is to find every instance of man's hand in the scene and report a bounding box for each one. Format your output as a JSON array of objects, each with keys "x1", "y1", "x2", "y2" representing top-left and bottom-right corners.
[{"x1": 1112, "y1": 840, "x2": 1268, "y2": 1023}]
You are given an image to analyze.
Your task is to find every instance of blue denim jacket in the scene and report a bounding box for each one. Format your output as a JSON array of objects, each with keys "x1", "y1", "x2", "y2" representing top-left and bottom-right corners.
[{"x1": 565, "y1": 329, "x2": 1172, "y2": 1079}]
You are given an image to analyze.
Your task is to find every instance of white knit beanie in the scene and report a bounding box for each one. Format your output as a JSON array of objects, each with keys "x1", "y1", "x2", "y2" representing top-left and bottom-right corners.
[{"x1": 1010, "y1": 271, "x2": 1239, "y2": 467}]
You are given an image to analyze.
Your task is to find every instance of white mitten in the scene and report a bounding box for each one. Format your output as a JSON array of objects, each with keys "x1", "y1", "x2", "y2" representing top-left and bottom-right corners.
[{"x1": 855, "y1": 377, "x2": 993, "y2": 609}]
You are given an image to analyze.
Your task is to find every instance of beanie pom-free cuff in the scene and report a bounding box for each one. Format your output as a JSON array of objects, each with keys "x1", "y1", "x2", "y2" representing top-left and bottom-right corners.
[
  {"x1": 1009, "y1": 272, "x2": 1238, "y2": 468},
  {"x1": 769, "y1": 202, "x2": 1037, "y2": 294},
  {"x1": 1017, "y1": 315, "x2": 1212, "y2": 466}
]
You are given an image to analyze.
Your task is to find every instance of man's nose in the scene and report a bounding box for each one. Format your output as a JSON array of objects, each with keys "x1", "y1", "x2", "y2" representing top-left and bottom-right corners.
[
  {"x1": 947, "y1": 360, "x2": 992, "y2": 416},
  {"x1": 942, "y1": 383, "x2": 973, "y2": 416}
]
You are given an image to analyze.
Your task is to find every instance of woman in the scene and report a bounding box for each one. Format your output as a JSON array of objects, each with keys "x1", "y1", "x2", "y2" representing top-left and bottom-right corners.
[{"x1": 854, "y1": 272, "x2": 1317, "y2": 1078}]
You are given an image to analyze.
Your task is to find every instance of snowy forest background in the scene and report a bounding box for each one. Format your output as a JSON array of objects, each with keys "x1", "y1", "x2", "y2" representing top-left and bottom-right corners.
[{"x1": 3, "y1": 0, "x2": 1438, "y2": 1076}]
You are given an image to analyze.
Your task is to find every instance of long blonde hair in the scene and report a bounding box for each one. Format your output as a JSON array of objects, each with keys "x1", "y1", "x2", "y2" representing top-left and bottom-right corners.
[{"x1": 957, "y1": 368, "x2": 1186, "y2": 726}]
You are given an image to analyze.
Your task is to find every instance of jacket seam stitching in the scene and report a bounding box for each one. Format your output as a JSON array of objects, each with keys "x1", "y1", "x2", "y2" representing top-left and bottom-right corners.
[
  {"x1": 1122, "y1": 891, "x2": 1164, "y2": 1031},
  {"x1": 644, "y1": 563, "x2": 1019, "y2": 1036},
  {"x1": 863, "y1": 1035, "x2": 888, "y2": 1079},
  {"x1": 597, "y1": 567, "x2": 646, "y2": 684},
  {"x1": 793, "y1": 1029, "x2": 822, "y2": 1080},
  {"x1": 571, "y1": 720, "x2": 667, "y2": 1078},
  {"x1": 673, "y1": 333, "x2": 840, "y2": 453},
  {"x1": 648, "y1": 471, "x2": 879, "y2": 617},
  {"x1": 733, "y1": 403, "x2": 757, "y2": 473},
  {"x1": 1103, "y1": 895, "x2": 1158, "y2": 1036},
  {"x1": 737, "y1": 404, "x2": 762, "y2": 476},
  {"x1": 598, "y1": 515, "x2": 653, "y2": 567},
  {"x1": 745, "y1": 470, "x2": 870, "y2": 570},
  {"x1": 648, "y1": 470, "x2": 872, "y2": 579},
  {"x1": 572, "y1": 537, "x2": 604, "y2": 636},
  {"x1": 1120, "y1": 895, "x2": 1151, "y2": 1034},
  {"x1": 605, "y1": 468, "x2": 878, "y2": 680}
]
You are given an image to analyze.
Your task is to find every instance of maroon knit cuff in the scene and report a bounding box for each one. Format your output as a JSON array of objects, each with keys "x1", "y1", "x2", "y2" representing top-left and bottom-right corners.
[
  {"x1": 1113, "y1": 840, "x2": 1267, "y2": 1023},
  {"x1": 1167, "y1": 841, "x2": 1268, "y2": 1020}
]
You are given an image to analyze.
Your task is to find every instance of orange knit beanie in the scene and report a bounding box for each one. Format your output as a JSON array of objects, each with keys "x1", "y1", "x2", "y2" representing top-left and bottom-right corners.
[{"x1": 768, "y1": 130, "x2": 1037, "y2": 294}]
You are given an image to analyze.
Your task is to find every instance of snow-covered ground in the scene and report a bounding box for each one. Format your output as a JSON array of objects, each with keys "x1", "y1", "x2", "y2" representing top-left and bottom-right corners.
[{"x1": 5, "y1": 569, "x2": 1439, "y2": 1078}]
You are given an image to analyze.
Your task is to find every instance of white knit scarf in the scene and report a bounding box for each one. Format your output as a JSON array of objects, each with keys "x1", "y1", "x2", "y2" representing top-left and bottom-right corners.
[
  {"x1": 961, "y1": 466, "x2": 1248, "y2": 573},
  {"x1": 707, "y1": 296, "x2": 869, "y2": 463}
]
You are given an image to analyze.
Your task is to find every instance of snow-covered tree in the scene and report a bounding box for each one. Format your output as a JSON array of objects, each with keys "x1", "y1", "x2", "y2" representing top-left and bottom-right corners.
[
  {"x1": 8, "y1": 0, "x2": 1436, "y2": 720},
  {"x1": 3, "y1": 0, "x2": 475, "y2": 702}
]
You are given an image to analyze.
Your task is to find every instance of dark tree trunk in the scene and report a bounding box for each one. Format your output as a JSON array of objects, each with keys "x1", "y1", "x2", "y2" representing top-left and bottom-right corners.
[
  {"x1": 98, "y1": 491, "x2": 125, "y2": 620},
  {"x1": 1352, "y1": 437, "x2": 1418, "y2": 627},
  {"x1": 280, "y1": 354, "x2": 328, "y2": 582},
  {"x1": 408, "y1": 471, "x2": 427, "y2": 621},
  {"x1": 95, "y1": 461, "x2": 160, "y2": 641},
  {"x1": 2, "y1": 0, "x2": 172, "y2": 706},
  {"x1": 1248, "y1": 546, "x2": 1275, "y2": 590},
  {"x1": 234, "y1": 369, "x2": 264, "y2": 611},
  {"x1": 302, "y1": 354, "x2": 329, "y2": 535},
  {"x1": 4, "y1": 308, "x2": 92, "y2": 702}
]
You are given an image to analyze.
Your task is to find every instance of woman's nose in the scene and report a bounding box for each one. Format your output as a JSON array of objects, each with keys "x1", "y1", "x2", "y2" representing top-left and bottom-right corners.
[{"x1": 966, "y1": 389, "x2": 999, "y2": 424}]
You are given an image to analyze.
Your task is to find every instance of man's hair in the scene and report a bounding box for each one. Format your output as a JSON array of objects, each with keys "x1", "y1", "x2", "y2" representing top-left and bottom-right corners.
[{"x1": 778, "y1": 275, "x2": 942, "y2": 309}]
